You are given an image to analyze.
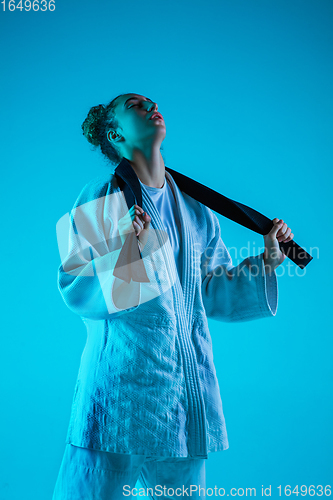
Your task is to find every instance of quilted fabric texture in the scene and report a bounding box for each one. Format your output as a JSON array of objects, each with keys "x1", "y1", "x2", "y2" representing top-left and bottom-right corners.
[{"x1": 56, "y1": 170, "x2": 278, "y2": 458}]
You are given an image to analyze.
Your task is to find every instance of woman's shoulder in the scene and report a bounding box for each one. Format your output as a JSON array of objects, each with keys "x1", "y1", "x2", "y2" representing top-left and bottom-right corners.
[{"x1": 72, "y1": 173, "x2": 119, "y2": 210}]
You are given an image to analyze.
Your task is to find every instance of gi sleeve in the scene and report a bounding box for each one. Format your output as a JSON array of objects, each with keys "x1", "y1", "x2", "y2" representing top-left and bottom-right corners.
[
  {"x1": 201, "y1": 211, "x2": 278, "y2": 322},
  {"x1": 56, "y1": 181, "x2": 142, "y2": 321}
]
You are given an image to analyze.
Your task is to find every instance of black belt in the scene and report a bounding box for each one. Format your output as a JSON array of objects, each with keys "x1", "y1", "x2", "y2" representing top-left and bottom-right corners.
[{"x1": 113, "y1": 157, "x2": 312, "y2": 283}]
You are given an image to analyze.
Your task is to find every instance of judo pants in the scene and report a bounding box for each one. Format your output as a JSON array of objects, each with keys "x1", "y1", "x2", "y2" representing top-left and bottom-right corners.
[{"x1": 52, "y1": 444, "x2": 207, "y2": 499}]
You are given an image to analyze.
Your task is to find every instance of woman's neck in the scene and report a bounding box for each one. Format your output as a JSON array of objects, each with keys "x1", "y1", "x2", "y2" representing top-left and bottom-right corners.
[{"x1": 126, "y1": 149, "x2": 165, "y2": 189}]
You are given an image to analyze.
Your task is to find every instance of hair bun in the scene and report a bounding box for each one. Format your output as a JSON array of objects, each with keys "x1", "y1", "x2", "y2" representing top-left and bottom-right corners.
[{"x1": 82, "y1": 104, "x2": 106, "y2": 146}]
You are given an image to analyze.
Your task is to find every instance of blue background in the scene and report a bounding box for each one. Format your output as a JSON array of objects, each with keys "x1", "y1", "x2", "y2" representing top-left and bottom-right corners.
[{"x1": 1, "y1": 0, "x2": 332, "y2": 498}]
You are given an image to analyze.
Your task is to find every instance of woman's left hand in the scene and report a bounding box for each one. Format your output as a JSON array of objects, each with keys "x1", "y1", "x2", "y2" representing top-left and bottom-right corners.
[{"x1": 263, "y1": 218, "x2": 294, "y2": 273}]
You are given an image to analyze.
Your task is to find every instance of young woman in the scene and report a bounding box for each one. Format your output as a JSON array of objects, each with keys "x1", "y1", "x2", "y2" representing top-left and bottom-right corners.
[{"x1": 53, "y1": 93, "x2": 294, "y2": 499}]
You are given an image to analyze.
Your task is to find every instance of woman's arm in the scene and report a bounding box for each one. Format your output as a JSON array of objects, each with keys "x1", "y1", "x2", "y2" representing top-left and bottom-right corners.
[
  {"x1": 200, "y1": 211, "x2": 278, "y2": 323},
  {"x1": 56, "y1": 182, "x2": 144, "y2": 320}
]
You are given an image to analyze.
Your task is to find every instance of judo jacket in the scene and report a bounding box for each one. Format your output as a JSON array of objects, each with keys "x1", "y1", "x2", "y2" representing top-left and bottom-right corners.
[{"x1": 56, "y1": 169, "x2": 278, "y2": 458}]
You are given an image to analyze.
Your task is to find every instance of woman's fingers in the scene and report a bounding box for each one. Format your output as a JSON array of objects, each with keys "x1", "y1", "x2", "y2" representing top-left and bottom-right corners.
[
  {"x1": 282, "y1": 233, "x2": 294, "y2": 243},
  {"x1": 272, "y1": 218, "x2": 294, "y2": 243},
  {"x1": 133, "y1": 217, "x2": 144, "y2": 235},
  {"x1": 125, "y1": 205, "x2": 151, "y2": 250},
  {"x1": 132, "y1": 205, "x2": 150, "y2": 236},
  {"x1": 133, "y1": 204, "x2": 143, "y2": 214},
  {"x1": 268, "y1": 219, "x2": 284, "y2": 239},
  {"x1": 278, "y1": 227, "x2": 291, "y2": 242},
  {"x1": 133, "y1": 222, "x2": 141, "y2": 235}
]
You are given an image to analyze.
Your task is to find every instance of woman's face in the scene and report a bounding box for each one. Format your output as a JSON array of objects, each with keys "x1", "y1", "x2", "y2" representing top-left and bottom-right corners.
[{"x1": 108, "y1": 93, "x2": 166, "y2": 152}]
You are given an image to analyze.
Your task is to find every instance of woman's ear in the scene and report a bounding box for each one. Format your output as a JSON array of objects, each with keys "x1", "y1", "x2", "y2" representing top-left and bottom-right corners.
[{"x1": 107, "y1": 129, "x2": 123, "y2": 143}]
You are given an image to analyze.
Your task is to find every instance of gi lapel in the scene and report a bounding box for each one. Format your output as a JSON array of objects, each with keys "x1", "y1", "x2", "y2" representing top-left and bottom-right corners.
[
  {"x1": 112, "y1": 159, "x2": 149, "y2": 283},
  {"x1": 139, "y1": 178, "x2": 182, "y2": 293},
  {"x1": 113, "y1": 162, "x2": 180, "y2": 287},
  {"x1": 164, "y1": 170, "x2": 196, "y2": 320}
]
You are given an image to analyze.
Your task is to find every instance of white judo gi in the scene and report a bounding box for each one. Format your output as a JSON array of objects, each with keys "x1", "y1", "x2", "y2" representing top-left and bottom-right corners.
[{"x1": 56, "y1": 167, "x2": 278, "y2": 459}]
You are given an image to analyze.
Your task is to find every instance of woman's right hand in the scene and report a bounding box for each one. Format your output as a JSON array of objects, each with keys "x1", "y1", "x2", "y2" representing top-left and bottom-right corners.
[{"x1": 118, "y1": 204, "x2": 151, "y2": 251}]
